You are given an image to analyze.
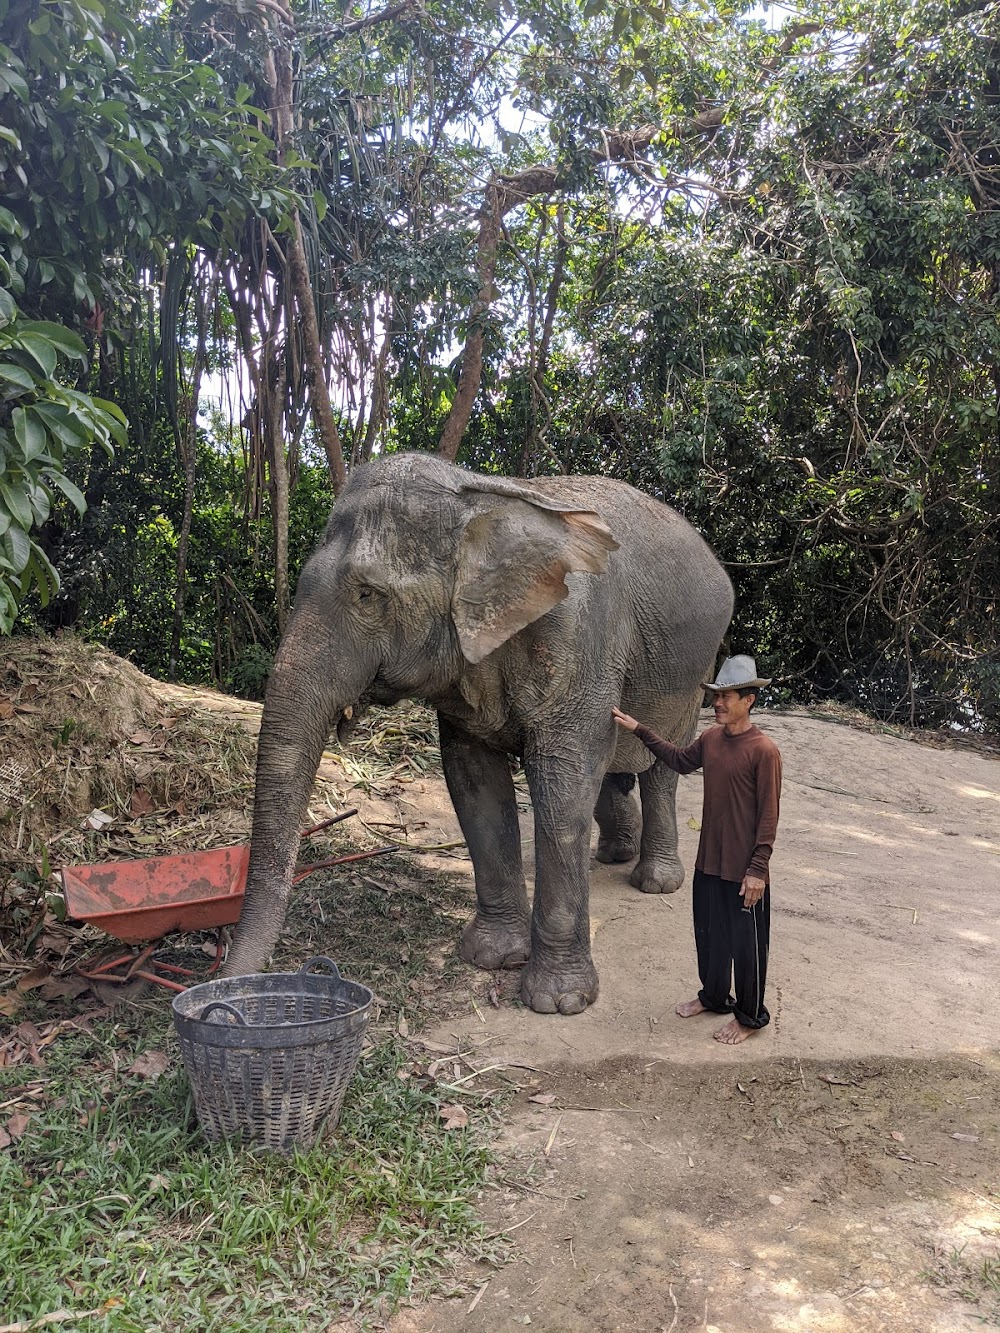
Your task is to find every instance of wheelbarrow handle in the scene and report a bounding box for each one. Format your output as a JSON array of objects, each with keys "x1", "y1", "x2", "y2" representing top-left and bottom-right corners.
[
  {"x1": 291, "y1": 845, "x2": 395, "y2": 884},
  {"x1": 300, "y1": 809, "x2": 358, "y2": 838}
]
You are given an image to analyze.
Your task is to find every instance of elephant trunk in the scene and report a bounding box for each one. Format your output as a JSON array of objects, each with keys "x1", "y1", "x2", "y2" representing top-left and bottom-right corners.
[{"x1": 222, "y1": 622, "x2": 353, "y2": 977}]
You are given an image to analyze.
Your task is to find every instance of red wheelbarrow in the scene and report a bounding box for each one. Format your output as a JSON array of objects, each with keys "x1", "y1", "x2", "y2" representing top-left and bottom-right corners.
[{"x1": 61, "y1": 810, "x2": 394, "y2": 992}]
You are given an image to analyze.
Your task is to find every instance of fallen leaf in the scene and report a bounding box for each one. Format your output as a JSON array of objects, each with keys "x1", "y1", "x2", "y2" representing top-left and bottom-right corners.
[
  {"x1": 16, "y1": 965, "x2": 51, "y2": 993},
  {"x1": 818, "y1": 1073, "x2": 856, "y2": 1086},
  {"x1": 951, "y1": 1132, "x2": 979, "y2": 1143},
  {"x1": 129, "y1": 1050, "x2": 170, "y2": 1081},
  {"x1": 0, "y1": 1127, "x2": 10, "y2": 1149},
  {"x1": 21, "y1": 681, "x2": 39, "y2": 700},
  {"x1": 890, "y1": 1130, "x2": 905, "y2": 1143},
  {"x1": 6, "y1": 1113, "x2": 30, "y2": 1141},
  {"x1": 487, "y1": 986, "x2": 501, "y2": 1008},
  {"x1": 686, "y1": 816, "x2": 702, "y2": 831},
  {"x1": 157, "y1": 716, "x2": 179, "y2": 730},
  {"x1": 0, "y1": 993, "x2": 21, "y2": 1017},
  {"x1": 14, "y1": 702, "x2": 40, "y2": 713},
  {"x1": 148, "y1": 1173, "x2": 171, "y2": 1191},
  {"x1": 439, "y1": 1102, "x2": 468, "y2": 1130},
  {"x1": 0, "y1": 698, "x2": 13, "y2": 720},
  {"x1": 528, "y1": 1093, "x2": 557, "y2": 1106},
  {"x1": 39, "y1": 977, "x2": 90, "y2": 1001},
  {"x1": 128, "y1": 730, "x2": 155, "y2": 745},
  {"x1": 129, "y1": 787, "x2": 156, "y2": 817},
  {"x1": 397, "y1": 1015, "x2": 409, "y2": 1038}
]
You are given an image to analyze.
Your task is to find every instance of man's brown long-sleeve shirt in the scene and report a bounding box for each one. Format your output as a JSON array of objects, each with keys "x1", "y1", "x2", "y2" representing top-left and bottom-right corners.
[{"x1": 634, "y1": 722, "x2": 782, "y2": 883}]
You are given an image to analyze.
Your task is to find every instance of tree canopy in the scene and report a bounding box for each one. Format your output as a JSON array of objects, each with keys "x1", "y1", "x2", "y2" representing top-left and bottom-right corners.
[{"x1": 1, "y1": 0, "x2": 997, "y2": 730}]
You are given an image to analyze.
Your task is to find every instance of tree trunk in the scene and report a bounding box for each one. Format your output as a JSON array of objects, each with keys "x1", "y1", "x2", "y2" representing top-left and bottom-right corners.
[
  {"x1": 265, "y1": 14, "x2": 347, "y2": 495},
  {"x1": 437, "y1": 181, "x2": 503, "y2": 462},
  {"x1": 169, "y1": 274, "x2": 211, "y2": 681},
  {"x1": 286, "y1": 212, "x2": 347, "y2": 493},
  {"x1": 437, "y1": 128, "x2": 660, "y2": 461}
]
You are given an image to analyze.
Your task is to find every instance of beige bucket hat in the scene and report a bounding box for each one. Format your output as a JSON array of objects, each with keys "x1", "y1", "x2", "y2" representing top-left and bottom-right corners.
[{"x1": 702, "y1": 654, "x2": 772, "y2": 691}]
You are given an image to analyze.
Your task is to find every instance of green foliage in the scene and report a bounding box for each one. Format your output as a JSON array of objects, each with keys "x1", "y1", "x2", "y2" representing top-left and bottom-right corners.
[
  {"x1": 0, "y1": 0, "x2": 291, "y2": 317},
  {"x1": 0, "y1": 290, "x2": 124, "y2": 631},
  {"x1": 225, "y1": 643, "x2": 274, "y2": 700},
  {"x1": 454, "y1": 0, "x2": 1000, "y2": 731},
  {"x1": 2, "y1": 0, "x2": 997, "y2": 734}
]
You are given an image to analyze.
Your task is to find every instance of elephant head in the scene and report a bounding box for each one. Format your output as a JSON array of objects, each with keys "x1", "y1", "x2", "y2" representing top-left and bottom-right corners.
[{"x1": 223, "y1": 453, "x2": 617, "y2": 976}]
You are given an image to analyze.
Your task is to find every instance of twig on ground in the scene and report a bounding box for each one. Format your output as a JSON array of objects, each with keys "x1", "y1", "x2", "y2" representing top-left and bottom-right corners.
[
  {"x1": 664, "y1": 1284, "x2": 679, "y2": 1333},
  {"x1": 467, "y1": 1281, "x2": 489, "y2": 1314},
  {"x1": 544, "y1": 1114, "x2": 563, "y2": 1157},
  {"x1": 483, "y1": 1210, "x2": 537, "y2": 1241},
  {"x1": 941, "y1": 1177, "x2": 1000, "y2": 1214}
]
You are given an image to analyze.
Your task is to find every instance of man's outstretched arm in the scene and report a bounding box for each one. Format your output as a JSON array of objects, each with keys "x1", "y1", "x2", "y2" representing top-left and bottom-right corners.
[{"x1": 612, "y1": 707, "x2": 705, "y2": 774}]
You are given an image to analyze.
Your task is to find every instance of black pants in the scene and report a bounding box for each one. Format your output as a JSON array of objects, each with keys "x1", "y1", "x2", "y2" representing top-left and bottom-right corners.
[{"x1": 692, "y1": 870, "x2": 770, "y2": 1029}]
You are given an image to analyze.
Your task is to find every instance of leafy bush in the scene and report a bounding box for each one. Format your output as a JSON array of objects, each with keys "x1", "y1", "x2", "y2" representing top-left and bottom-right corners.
[{"x1": 0, "y1": 286, "x2": 125, "y2": 631}]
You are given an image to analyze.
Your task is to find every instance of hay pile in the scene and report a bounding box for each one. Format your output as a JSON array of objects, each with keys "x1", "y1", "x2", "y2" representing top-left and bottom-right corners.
[
  {"x1": 0, "y1": 635, "x2": 261, "y2": 879},
  {"x1": 0, "y1": 635, "x2": 445, "y2": 966}
]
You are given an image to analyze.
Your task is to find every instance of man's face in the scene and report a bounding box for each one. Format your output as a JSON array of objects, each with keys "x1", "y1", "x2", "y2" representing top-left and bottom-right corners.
[{"x1": 712, "y1": 689, "x2": 754, "y2": 728}]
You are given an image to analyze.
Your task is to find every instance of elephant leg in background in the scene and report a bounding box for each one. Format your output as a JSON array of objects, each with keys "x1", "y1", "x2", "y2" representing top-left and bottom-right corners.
[
  {"x1": 629, "y1": 759, "x2": 685, "y2": 894},
  {"x1": 438, "y1": 714, "x2": 531, "y2": 970},
  {"x1": 594, "y1": 771, "x2": 641, "y2": 864},
  {"x1": 520, "y1": 749, "x2": 606, "y2": 1015},
  {"x1": 629, "y1": 693, "x2": 703, "y2": 894}
]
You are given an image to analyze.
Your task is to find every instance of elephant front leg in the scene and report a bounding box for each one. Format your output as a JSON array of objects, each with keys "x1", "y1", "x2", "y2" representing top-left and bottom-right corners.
[
  {"x1": 630, "y1": 760, "x2": 685, "y2": 894},
  {"x1": 438, "y1": 715, "x2": 531, "y2": 971},
  {"x1": 521, "y1": 752, "x2": 602, "y2": 1015}
]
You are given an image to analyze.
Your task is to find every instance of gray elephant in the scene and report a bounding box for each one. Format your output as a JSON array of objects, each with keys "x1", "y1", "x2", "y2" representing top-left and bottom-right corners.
[{"x1": 223, "y1": 452, "x2": 733, "y2": 1014}]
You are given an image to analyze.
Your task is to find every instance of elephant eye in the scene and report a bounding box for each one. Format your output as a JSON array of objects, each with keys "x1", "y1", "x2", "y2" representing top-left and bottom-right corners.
[{"x1": 356, "y1": 585, "x2": 377, "y2": 603}]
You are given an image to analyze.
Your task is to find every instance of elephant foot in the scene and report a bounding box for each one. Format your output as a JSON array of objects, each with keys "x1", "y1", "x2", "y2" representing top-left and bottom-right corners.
[
  {"x1": 520, "y1": 956, "x2": 599, "y2": 1015},
  {"x1": 629, "y1": 857, "x2": 685, "y2": 895},
  {"x1": 460, "y1": 914, "x2": 531, "y2": 971},
  {"x1": 595, "y1": 834, "x2": 639, "y2": 865}
]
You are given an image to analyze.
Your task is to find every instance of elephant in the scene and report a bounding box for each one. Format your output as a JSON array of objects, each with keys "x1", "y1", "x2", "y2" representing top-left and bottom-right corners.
[{"x1": 223, "y1": 452, "x2": 733, "y2": 1014}]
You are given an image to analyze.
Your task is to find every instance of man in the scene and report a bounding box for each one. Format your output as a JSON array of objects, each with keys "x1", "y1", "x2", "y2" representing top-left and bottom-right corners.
[{"x1": 612, "y1": 655, "x2": 782, "y2": 1045}]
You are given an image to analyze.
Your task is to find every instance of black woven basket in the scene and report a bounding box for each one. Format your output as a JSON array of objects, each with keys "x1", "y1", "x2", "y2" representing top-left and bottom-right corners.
[{"x1": 171, "y1": 956, "x2": 373, "y2": 1152}]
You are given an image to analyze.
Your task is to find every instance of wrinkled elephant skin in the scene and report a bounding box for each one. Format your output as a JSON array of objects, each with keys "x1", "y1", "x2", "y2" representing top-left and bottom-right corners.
[{"x1": 224, "y1": 453, "x2": 733, "y2": 1015}]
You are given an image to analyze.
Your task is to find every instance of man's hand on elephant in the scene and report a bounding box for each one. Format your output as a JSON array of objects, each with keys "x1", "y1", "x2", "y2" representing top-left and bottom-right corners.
[
  {"x1": 612, "y1": 706, "x2": 639, "y2": 732},
  {"x1": 740, "y1": 874, "x2": 766, "y2": 908}
]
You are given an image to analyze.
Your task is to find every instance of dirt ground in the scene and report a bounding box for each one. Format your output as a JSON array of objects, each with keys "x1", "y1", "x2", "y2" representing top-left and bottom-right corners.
[
  {"x1": 135, "y1": 690, "x2": 1000, "y2": 1330},
  {"x1": 335, "y1": 708, "x2": 1000, "y2": 1333}
]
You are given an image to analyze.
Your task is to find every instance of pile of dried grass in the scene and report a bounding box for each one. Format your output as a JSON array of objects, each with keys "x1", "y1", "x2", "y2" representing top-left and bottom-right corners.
[{"x1": 0, "y1": 634, "x2": 260, "y2": 881}]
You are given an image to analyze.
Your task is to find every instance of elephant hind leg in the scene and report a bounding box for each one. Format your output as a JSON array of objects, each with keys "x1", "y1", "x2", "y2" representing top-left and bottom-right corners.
[
  {"x1": 594, "y1": 771, "x2": 641, "y2": 863},
  {"x1": 629, "y1": 760, "x2": 684, "y2": 893}
]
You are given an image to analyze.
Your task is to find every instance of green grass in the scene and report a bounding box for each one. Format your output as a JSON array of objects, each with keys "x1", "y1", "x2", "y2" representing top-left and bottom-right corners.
[
  {"x1": 1, "y1": 1015, "x2": 505, "y2": 1331},
  {"x1": 926, "y1": 1244, "x2": 1000, "y2": 1325},
  {"x1": 1, "y1": 855, "x2": 507, "y2": 1331}
]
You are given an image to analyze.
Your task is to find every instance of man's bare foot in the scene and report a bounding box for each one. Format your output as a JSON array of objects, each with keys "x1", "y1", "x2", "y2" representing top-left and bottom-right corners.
[
  {"x1": 713, "y1": 1016, "x2": 758, "y2": 1045},
  {"x1": 675, "y1": 997, "x2": 708, "y2": 1018}
]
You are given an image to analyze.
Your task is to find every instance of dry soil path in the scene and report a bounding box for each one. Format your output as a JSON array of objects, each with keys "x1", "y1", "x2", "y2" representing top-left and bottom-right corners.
[
  {"x1": 380, "y1": 712, "x2": 1000, "y2": 1333},
  {"x1": 158, "y1": 686, "x2": 1000, "y2": 1331}
]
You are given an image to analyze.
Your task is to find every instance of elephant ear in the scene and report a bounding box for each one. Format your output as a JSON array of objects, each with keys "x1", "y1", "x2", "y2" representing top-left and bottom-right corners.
[{"x1": 452, "y1": 496, "x2": 618, "y2": 664}]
